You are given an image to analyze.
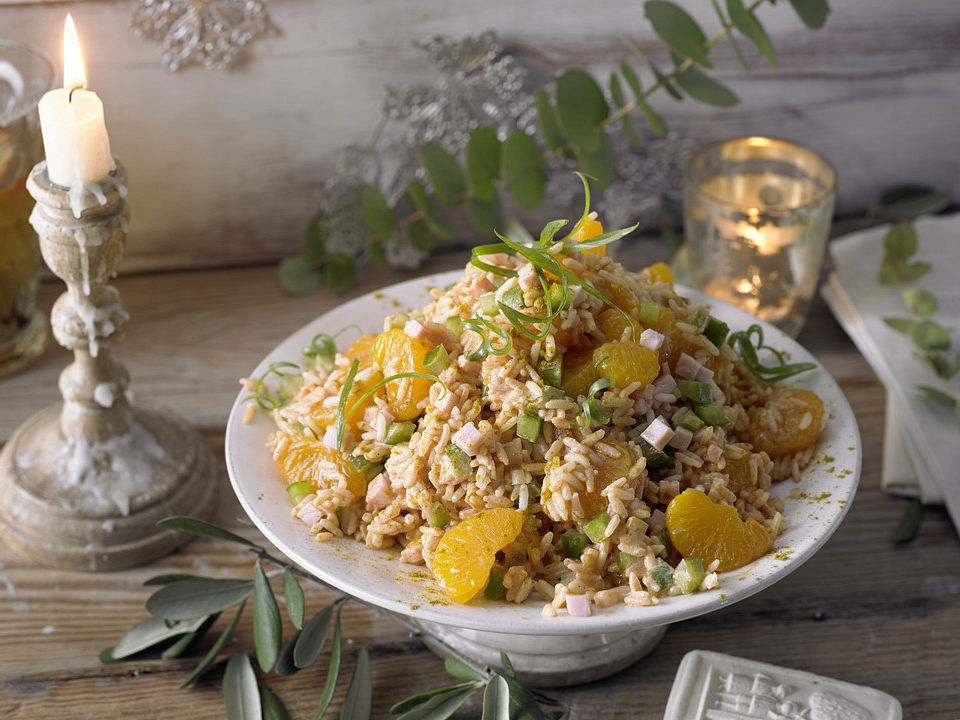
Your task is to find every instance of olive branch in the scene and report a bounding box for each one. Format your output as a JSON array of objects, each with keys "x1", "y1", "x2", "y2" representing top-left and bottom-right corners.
[{"x1": 279, "y1": 0, "x2": 831, "y2": 294}]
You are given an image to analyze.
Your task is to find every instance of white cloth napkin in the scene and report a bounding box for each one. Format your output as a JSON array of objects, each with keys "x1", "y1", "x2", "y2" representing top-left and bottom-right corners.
[{"x1": 821, "y1": 215, "x2": 960, "y2": 529}]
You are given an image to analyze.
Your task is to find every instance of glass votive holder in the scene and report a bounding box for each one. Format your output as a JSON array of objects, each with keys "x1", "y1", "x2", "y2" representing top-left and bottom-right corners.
[
  {"x1": 682, "y1": 136, "x2": 836, "y2": 338},
  {"x1": 0, "y1": 39, "x2": 53, "y2": 377}
]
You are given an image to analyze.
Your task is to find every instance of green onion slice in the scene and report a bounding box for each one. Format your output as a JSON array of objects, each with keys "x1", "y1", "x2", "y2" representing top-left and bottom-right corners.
[{"x1": 727, "y1": 324, "x2": 817, "y2": 381}]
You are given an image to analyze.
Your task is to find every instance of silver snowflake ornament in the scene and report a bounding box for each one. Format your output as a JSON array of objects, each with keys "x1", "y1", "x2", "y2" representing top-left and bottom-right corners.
[{"x1": 131, "y1": 0, "x2": 276, "y2": 72}]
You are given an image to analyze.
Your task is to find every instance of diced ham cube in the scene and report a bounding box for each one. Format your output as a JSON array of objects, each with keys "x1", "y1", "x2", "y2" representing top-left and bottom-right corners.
[
  {"x1": 649, "y1": 508, "x2": 666, "y2": 533},
  {"x1": 452, "y1": 421, "x2": 485, "y2": 456},
  {"x1": 639, "y1": 328, "x2": 665, "y2": 350},
  {"x1": 676, "y1": 352, "x2": 703, "y2": 381},
  {"x1": 404, "y1": 319, "x2": 453, "y2": 348},
  {"x1": 694, "y1": 365, "x2": 714, "y2": 383},
  {"x1": 641, "y1": 417, "x2": 674, "y2": 451},
  {"x1": 518, "y1": 265, "x2": 539, "y2": 291},
  {"x1": 435, "y1": 390, "x2": 459, "y2": 418},
  {"x1": 400, "y1": 540, "x2": 424, "y2": 565},
  {"x1": 503, "y1": 438, "x2": 523, "y2": 466},
  {"x1": 710, "y1": 382, "x2": 726, "y2": 406},
  {"x1": 322, "y1": 425, "x2": 338, "y2": 449},
  {"x1": 295, "y1": 501, "x2": 321, "y2": 528},
  {"x1": 651, "y1": 374, "x2": 677, "y2": 395},
  {"x1": 668, "y1": 426, "x2": 694, "y2": 451},
  {"x1": 365, "y1": 474, "x2": 392, "y2": 509},
  {"x1": 565, "y1": 594, "x2": 592, "y2": 617}
]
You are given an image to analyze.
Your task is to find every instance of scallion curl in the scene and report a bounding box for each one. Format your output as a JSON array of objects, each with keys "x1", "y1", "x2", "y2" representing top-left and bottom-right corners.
[
  {"x1": 244, "y1": 361, "x2": 301, "y2": 410},
  {"x1": 727, "y1": 324, "x2": 817, "y2": 382}
]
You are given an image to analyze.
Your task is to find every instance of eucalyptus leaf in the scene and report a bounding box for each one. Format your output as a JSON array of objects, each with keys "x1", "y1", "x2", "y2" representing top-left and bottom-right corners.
[
  {"x1": 466, "y1": 127, "x2": 501, "y2": 201},
  {"x1": 576, "y1": 133, "x2": 617, "y2": 189},
  {"x1": 481, "y1": 675, "x2": 510, "y2": 720},
  {"x1": 99, "y1": 646, "x2": 127, "y2": 664},
  {"x1": 312, "y1": 606, "x2": 343, "y2": 720},
  {"x1": 324, "y1": 253, "x2": 357, "y2": 294},
  {"x1": 395, "y1": 685, "x2": 477, "y2": 720},
  {"x1": 912, "y1": 321, "x2": 951, "y2": 351},
  {"x1": 112, "y1": 614, "x2": 209, "y2": 659},
  {"x1": 651, "y1": 63, "x2": 683, "y2": 100},
  {"x1": 161, "y1": 613, "x2": 220, "y2": 659},
  {"x1": 502, "y1": 131, "x2": 547, "y2": 210},
  {"x1": 619, "y1": 61, "x2": 668, "y2": 136},
  {"x1": 499, "y1": 651, "x2": 516, "y2": 680},
  {"x1": 143, "y1": 573, "x2": 205, "y2": 586},
  {"x1": 787, "y1": 0, "x2": 830, "y2": 29},
  {"x1": 182, "y1": 600, "x2": 247, "y2": 688},
  {"x1": 892, "y1": 498, "x2": 923, "y2": 545},
  {"x1": 883, "y1": 221, "x2": 918, "y2": 259},
  {"x1": 156, "y1": 516, "x2": 262, "y2": 549},
  {"x1": 876, "y1": 184, "x2": 950, "y2": 220},
  {"x1": 340, "y1": 646, "x2": 372, "y2": 720},
  {"x1": 663, "y1": 226, "x2": 684, "y2": 253},
  {"x1": 534, "y1": 90, "x2": 567, "y2": 153},
  {"x1": 883, "y1": 317, "x2": 914, "y2": 335},
  {"x1": 609, "y1": 73, "x2": 644, "y2": 149},
  {"x1": 903, "y1": 288, "x2": 938, "y2": 318},
  {"x1": 278, "y1": 255, "x2": 322, "y2": 296},
  {"x1": 304, "y1": 215, "x2": 327, "y2": 265},
  {"x1": 360, "y1": 185, "x2": 395, "y2": 242},
  {"x1": 555, "y1": 70, "x2": 608, "y2": 152},
  {"x1": 253, "y1": 560, "x2": 282, "y2": 673},
  {"x1": 898, "y1": 262, "x2": 932, "y2": 283},
  {"x1": 727, "y1": 0, "x2": 777, "y2": 67},
  {"x1": 713, "y1": 0, "x2": 749, "y2": 70},
  {"x1": 407, "y1": 181, "x2": 455, "y2": 240},
  {"x1": 147, "y1": 579, "x2": 253, "y2": 621},
  {"x1": 282, "y1": 569, "x2": 305, "y2": 630},
  {"x1": 444, "y1": 657, "x2": 483, "y2": 683},
  {"x1": 672, "y1": 53, "x2": 739, "y2": 106},
  {"x1": 609, "y1": 71, "x2": 627, "y2": 108},
  {"x1": 370, "y1": 240, "x2": 385, "y2": 269},
  {"x1": 929, "y1": 350, "x2": 960, "y2": 379},
  {"x1": 274, "y1": 631, "x2": 302, "y2": 676},
  {"x1": 294, "y1": 602, "x2": 335, "y2": 668},
  {"x1": 224, "y1": 652, "x2": 262, "y2": 720},
  {"x1": 420, "y1": 143, "x2": 466, "y2": 206},
  {"x1": 409, "y1": 219, "x2": 437, "y2": 251},
  {"x1": 644, "y1": 1, "x2": 713, "y2": 68},
  {"x1": 918, "y1": 384, "x2": 959, "y2": 408},
  {"x1": 466, "y1": 194, "x2": 503, "y2": 238},
  {"x1": 261, "y1": 687, "x2": 290, "y2": 720}
]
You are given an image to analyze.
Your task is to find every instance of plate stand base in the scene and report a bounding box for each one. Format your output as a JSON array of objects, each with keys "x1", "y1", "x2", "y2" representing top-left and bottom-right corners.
[{"x1": 409, "y1": 617, "x2": 668, "y2": 687}]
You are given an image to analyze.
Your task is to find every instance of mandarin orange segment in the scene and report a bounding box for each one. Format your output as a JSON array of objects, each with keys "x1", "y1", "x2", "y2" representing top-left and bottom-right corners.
[
  {"x1": 561, "y1": 343, "x2": 599, "y2": 399},
  {"x1": 598, "y1": 307, "x2": 632, "y2": 342},
  {"x1": 542, "y1": 439, "x2": 637, "y2": 522},
  {"x1": 431, "y1": 508, "x2": 524, "y2": 603},
  {"x1": 644, "y1": 262, "x2": 673, "y2": 285},
  {"x1": 274, "y1": 431, "x2": 367, "y2": 500},
  {"x1": 570, "y1": 215, "x2": 606, "y2": 257},
  {"x1": 373, "y1": 328, "x2": 435, "y2": 421},
  {"x1": 744, "y1": 387, "x2": 824, "y2": 458},
  {"x1": 593, "y1": 341, "x2": 660, "y2": 390},
  {"x1": 666, "y1": 488, "x2": 771, "y2": 572},
  {"x1": 645, "y1": 307, "x2": 716, "y2": 377},
  {"x1": 344, "y1": 334, "x2": 377, "y2": 364}
]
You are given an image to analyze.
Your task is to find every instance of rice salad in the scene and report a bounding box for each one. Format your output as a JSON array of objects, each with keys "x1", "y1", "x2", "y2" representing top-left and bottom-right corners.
[{"x1": 244, "y1": 195, "x2": 825, "y2": 617}]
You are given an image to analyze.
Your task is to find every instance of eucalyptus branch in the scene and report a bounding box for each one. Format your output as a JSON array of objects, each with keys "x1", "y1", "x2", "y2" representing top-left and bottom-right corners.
[{"x1": 280, "y1": 0, "x2": 830, "y2": 294}]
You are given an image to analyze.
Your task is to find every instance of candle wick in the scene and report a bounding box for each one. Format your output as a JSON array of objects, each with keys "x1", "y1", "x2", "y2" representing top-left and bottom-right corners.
[{"x1": 68, "y1": 85, "x2": 83, "y2": 103}]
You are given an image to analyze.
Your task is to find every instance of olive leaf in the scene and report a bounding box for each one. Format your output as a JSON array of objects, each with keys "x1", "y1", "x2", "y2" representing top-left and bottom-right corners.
[
  {"x1": 555, "y1": 69, "x2": 609, "y2": 152},
  {"x1": 282, "y1": 569, "x2": 305, "y2": 630},
  {"x1": 158, "y1": 518, "x2": 263, "y2": 549},
  {"x1": 787, "y1": 0, "x2": 830, "y2": 29},
  {"x1": 883, "y1": 317, "x2": 914, "y2": 335},
  {"x1": 147, "y1": 579, "x2": 253, "y2": 621},
  {"x1": 278, "y1": 255, "x2": 322, "y2": 295},
  {"x1": 182, "y1": 600, "x2": 247, "y2": 688},
  {"x1": 903, "y1": 288, "x2": 938, "y2": 318},
  {"x1": 261, "y1": 687, "x2": 290, "y2": 720},
  {"x1": 672, "y1": 53, "x2": 739, "y2": 106},
  {"x1": 465, "y1": 127, "x2": 501, "y2": 202},
  {"x1": 294, "y1": 601, "x2": 337, "y2": 668},
  {"x1": 393, "y1": 685, "x2": 478, "y2": 720},
  {"x1": 274, "y1": 630, "x2": 302, "y2": 676},
  {"x1": 360, "y1": 185, "x2": 395, "y2": 242},
  {"x1": 892, "y1": 498, "x2": 923, "y2": 545},
  {"x1": 143, "y1": 572, "x2": 206, "y2": 586},
  {"x1": 918, "y1": 384, "x2": 959, "y2": 408},
  {"x1": 644, "y1": 1, "x2": 713, "y2": 68},
  {"x1": 443, "y1": 657, "x2": 483, "y2": 683},
  {"x1": 312, "y1": 605, "x2": 344, "y2": 720},
  {"x1": 420, "y1": 143, "x2": 466, "y2": 206},
  {"x1": 340, "y1": 646, "x2": 372, "y2": 720},
  {"x1": 224, "y1": 651, "x2": 262, "y2": 720},
  {"x1": 727, "y1": 0, "x2": 777, "y2": 67},
  {"x1": 481, "y1": 675, "x2": 510, "y2": 720},
  {"x1": 162, "y1": 613, "x2": 220, "y2": 659},
  {"x1": 323, "y1": 254, "x2": 357, "y2": 294},
  {"x1": 406, "y1": 181, "x2": 455, "y2": 240},
  {"x1": 253, "y1": 560, "x2": 282, "y2": 673},
  {"x1": 110, "y1": 614, "x2": 210, "y2": 660},
  {"x1": 502, "y1": 131, "x2": 547, "y2": 210}
]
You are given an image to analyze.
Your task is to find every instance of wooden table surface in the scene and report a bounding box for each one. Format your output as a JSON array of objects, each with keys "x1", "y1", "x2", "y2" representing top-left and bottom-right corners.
[{"x1": 2, "y1": 245, "x2": 958, "y2": 719}]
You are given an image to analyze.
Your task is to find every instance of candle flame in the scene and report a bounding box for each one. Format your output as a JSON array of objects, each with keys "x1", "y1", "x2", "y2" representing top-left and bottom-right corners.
[{"x1": 63, "y1": 14, "x2": 86, "y2": 93}]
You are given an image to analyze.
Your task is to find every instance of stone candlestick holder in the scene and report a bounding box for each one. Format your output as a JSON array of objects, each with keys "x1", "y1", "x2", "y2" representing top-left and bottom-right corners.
[{"x1": 0, "y1": 160, "x2": 216, "y2": 571}]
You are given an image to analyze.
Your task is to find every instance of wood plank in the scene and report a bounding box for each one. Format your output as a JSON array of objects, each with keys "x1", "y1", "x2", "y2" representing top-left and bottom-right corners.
[{"x1": 1, "y1": 0, "x2": 958, "y2": 269}]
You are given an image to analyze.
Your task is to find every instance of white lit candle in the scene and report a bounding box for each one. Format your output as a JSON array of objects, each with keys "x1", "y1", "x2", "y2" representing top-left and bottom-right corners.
[{"x1": 37, "y1": 14, "x2": 114, "y2": 189}]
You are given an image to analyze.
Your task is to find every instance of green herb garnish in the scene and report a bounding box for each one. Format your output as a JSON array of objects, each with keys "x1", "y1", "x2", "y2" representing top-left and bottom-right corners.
[
  {"x1": 245, "y1": 361, "x2": 301, "y2": 410},
  {"x1": 727, "y1": 323, "x2": 816, "y2": 382}
]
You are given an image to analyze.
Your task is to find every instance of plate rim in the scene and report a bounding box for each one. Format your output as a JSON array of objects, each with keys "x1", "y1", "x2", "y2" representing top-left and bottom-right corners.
[{"x1": 225, "y1": 271, "x2": 862, "y2": 635}]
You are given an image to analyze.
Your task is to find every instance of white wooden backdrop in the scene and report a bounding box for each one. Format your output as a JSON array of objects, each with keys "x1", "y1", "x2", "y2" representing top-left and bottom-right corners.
[{"x1": 2, "y1": 0, "x2": 959, "y2": 272}]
